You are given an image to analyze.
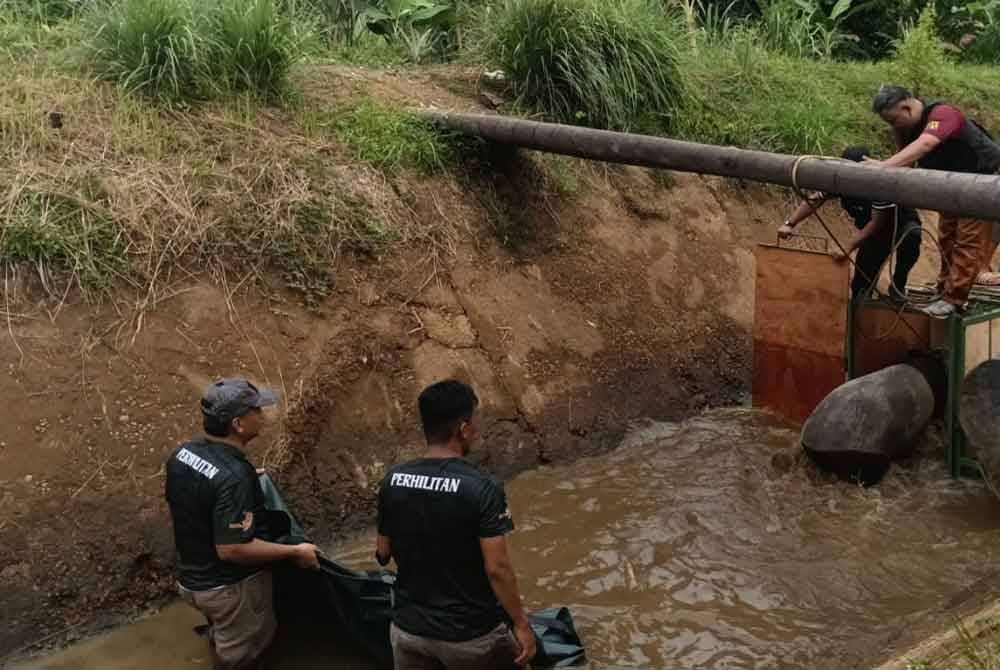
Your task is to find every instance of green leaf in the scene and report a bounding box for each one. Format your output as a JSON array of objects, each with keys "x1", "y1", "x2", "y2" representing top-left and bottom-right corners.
[
  {"x1": 838, "y1": 0, "x2": 877, "y2": 21},
  {"x1": 409, "y1": 4, "x2": 452, "y2": 25},
  {"x1": 829, "y1": 0, "x2": 854, "y2": 20}
]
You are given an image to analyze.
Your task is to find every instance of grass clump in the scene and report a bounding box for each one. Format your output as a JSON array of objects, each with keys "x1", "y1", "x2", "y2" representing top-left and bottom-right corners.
[
  {"x1": 0, "y1": 190, "x2": 125, "y2": 289},
  {"x1": 201, "y1": 0, "x2": 307, "y2": 98},
  {"x1": 335, "y1": 101, "x2": 456, "y2": 171},
  {"x1": 85, "y1": 0, "x2": 202, "y2": 101},
  {"x1": 481, "y1": 0, "x2": 686, "y2": 132},
  {"x1": 83, "y1": 0, "x2": 305, "y2": 101}
]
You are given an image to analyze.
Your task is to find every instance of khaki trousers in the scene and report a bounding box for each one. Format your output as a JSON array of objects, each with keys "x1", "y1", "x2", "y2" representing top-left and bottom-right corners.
[
  {"x1": 937, "y1": 215, "x2": 994, "y2": 305},
  {"x1": 390, "y1": 621, "x2": 520, "y2": 670},
  {"x1": 178, "y1": 571, "x2": 277, "y2": 669}
]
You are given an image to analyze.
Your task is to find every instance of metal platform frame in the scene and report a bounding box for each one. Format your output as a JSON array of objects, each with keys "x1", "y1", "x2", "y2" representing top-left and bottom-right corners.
[{"x1": 846, "y1": 295, "x2": 1000, "y2": 478}]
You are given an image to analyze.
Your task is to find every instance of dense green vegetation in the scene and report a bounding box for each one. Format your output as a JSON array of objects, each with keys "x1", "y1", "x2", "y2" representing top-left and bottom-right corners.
[
  {"x1": 4, "y1": 0, "x2": 1000, "y2": 143},
  {"x1": 4, "y1": 0, "x2": 1000, "y2": 294},
  {"x1": 481, "y1": 0, "x2": 685, "y2": 131}
]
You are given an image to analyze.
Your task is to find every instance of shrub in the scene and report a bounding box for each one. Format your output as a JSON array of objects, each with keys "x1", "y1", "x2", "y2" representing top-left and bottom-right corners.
[
  {"x1": 85, "y1": 0, "x2": 203, "y2": 100},
  {"x1": 893, "y1": 3, "x2": 948, "y2": 96},
  {"x1": 202, "y1": 0, "x2": 305, "y2": 98},
  {"x1": 962, "y1": 23, "x2": 1000, "y2": 64},
  {"x1": 958, "y1": 2, "x2": 1000, "y2": 64},
  {"x1": 482, "y1": 0, "x2": 686, "y2": 132}
]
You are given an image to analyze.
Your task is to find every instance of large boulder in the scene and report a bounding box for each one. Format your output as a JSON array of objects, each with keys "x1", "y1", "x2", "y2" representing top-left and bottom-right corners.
[
  {"x1": 801, "y1": 358, "x2": 943, "y2": 485},
  {"x1": 960, "y1": 359, "x2": 1000, "y2": 495}
]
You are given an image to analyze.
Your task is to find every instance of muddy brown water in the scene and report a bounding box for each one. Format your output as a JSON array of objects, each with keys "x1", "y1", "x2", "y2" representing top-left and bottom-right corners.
[{"x1": 16, "y1": 408, "x2": 1000, "y2": 669}]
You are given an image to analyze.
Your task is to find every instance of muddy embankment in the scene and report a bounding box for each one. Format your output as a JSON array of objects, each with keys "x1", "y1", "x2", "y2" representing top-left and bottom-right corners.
[
  {"x1": 0, "y1": 67, "x2": 826, "y2": 660},
  {"x1": 0, "y1": 170, "x2": 785, "y2": 658}
]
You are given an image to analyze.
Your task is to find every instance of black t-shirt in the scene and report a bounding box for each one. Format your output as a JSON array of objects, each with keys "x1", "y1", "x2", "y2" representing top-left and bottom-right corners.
[
  {"x1": 377, "y1": 457, "x2": 515, "y2": 642},
  {"x1": 809, "y1": 190, "x2": 920, "y2": 233},
  {"x1": 165, "y1": 439, "x2": 266, "y2": 591},
  {"x1": 838, "y1": 196, "x2": 920, "y2": 232}
]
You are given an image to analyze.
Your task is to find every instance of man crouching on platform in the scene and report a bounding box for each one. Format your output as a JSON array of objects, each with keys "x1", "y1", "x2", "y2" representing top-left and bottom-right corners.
[
  {"x1": 375, "y1": 379, "x2": 537, "y2": 669},
  {"x1": 166, "y1": 379, "x2": 319, "y2": 669}
]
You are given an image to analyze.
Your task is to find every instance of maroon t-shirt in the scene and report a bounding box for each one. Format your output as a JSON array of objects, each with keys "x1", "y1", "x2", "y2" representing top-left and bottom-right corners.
[{"x1": 922, "y1": 104, "x2": 965, "y2": 142}]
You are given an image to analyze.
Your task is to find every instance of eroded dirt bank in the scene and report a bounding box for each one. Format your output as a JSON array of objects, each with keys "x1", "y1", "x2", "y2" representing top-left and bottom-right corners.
[{"x1": 0, "y1": 137, "x2": 803, "y2": 658}]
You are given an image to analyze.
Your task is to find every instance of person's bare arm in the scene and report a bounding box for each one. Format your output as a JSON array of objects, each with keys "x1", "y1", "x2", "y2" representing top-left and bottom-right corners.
[
  {"x1": 375, "y1": 534, "x2": 392, "y2": 566},
  {"x1": 779, "y1": 193, "x2": 829, "y2": 237},
  {"x1": 853, "y1": 208, "x2": 887, "y2": 246},
  {"x1": 834, "y1": 208, "x2": 887, "y2": 261},
  {"x1": 217, "y1": 539, "x2": 319, "y2": 569},
  {"x1": 481, "y1": 536, "x2": 536, "y2": 665},
  {"x1": 878, "y1": 134, "x2": 942, "y2": 168}
]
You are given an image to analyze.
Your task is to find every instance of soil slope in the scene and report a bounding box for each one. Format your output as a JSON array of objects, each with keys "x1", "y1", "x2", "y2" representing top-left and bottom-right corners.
[{"x1": 1, "y1": 64, "x2": 860, "y2": 659}]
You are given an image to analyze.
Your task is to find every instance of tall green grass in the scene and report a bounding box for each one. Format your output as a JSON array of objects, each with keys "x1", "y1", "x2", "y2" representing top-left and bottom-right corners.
[
  {"x1": 674, "y1": 40, "x2": 883, "y2": 155},
  {"x1": 3, "y1": 0, "x2": 84, "y2": 23},
  {"x1": 85, "y1": 0, "x2": 203, "y2": 100},
  {"x1": 202, "y1": 0, "x2": 306, "y2": 98},
  {"x1": 83, "y1": 0, "x2": 305, "y2": 101},
  {"x1": 481, "y1": 0, "x2": 687, "y2": 132}
]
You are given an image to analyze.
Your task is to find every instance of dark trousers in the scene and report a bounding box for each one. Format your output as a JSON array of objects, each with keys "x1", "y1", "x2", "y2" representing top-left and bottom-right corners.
[{"x1": 851, "y1": 223, "x2": 922, "y2": 301}]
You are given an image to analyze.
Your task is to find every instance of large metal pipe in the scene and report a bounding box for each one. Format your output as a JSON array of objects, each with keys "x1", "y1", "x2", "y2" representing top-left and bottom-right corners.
[{"x1": 423, "y1": 110, "x2": 1000, "y2": 221}]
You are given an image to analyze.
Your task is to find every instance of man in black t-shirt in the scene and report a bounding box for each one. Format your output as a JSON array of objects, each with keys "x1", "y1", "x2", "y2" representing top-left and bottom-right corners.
[
  {"x1": 166, "y1": 379, "x2": 319, "y2": 669},
  {"x1": 778, "y1": 145, "x2": 923, "y2": 303},
  {"x1": 376, "y1": 380, "x2": 536, "y2": 669}
]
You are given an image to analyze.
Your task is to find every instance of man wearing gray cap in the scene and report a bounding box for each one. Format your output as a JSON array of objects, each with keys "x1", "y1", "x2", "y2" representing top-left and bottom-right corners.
[{"x1": 166, "y1": 379, "x2": 319, "y2": 669}]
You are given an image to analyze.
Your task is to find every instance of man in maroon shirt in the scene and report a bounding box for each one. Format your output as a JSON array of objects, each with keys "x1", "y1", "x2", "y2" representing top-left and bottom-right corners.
[{"x1": 869, "y1": 85, "x2": 1000, "y2": 317}]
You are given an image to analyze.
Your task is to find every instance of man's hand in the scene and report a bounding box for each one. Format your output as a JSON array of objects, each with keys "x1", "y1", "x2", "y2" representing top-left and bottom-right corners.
[
  {"x1": 512, "y1": 620, "x2": 537, "y2": 666},
  {"x1": 862, "y1": 156, "x2": 884, "y2": 168},
  {"x1": 777, "y1": 223, "x2": 795, "y2": 239},
  {"x1": 290, "y1": 542, "x2": 320, "y2": 570}
]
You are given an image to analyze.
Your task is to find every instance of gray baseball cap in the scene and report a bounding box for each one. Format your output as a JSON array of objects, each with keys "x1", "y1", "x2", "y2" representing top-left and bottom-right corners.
[{"x1": 201, "y1": 378, "x2": 279, "y2": 423}]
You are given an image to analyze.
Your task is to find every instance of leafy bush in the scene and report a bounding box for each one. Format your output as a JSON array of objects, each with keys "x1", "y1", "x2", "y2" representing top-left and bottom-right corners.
[
  {"x1": 85, "y1": 0, "x2": 203, "y2": 100},
  {"x1": 958, "y1": 1, "x2": 1000, "y2": 64},
  {"x1": 893, "y1": 3, "x2": 948, "y2": 96},
  {"x1": 482, "y1": 0, "x2": 686, "y2": 131},
  {"x1": 202, "y1": 0, "x2": 306, "y2": 97},
  {"x1": 752, "y1": 0, "x2": 867, "y2": 59},
  {"x1": 354, "y1": 0, "x2": 456, "y2": 63}
]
